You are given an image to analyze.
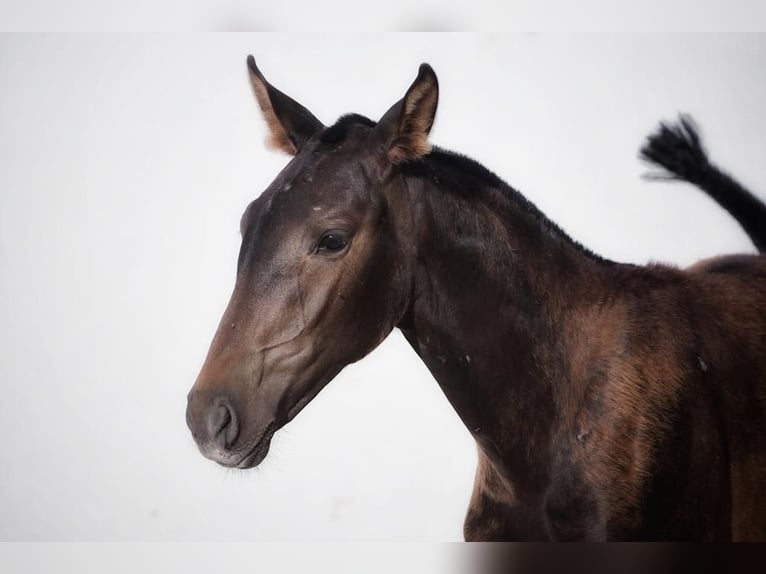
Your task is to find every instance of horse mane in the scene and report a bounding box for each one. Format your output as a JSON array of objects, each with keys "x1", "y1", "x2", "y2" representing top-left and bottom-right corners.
[{"x1": 406, "y1": 147, "x2": 616, "y2": 266}]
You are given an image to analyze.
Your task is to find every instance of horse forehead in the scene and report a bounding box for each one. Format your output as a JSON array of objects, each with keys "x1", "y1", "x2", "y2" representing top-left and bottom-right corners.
[
  {"x1": 246, "y1": 150, "x2": 366, "y2": 233},
  {"x1": 275, "y1": 153, "x2": 364, "y2": 203},
  {"x1": 253, "y1": 161, "x2": 316, "y2": 216}
]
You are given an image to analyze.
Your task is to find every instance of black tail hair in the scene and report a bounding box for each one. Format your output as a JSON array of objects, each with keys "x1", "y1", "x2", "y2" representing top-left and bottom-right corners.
[{"x1": 640, "y1": 114, "x2": 766, "y2": 253}]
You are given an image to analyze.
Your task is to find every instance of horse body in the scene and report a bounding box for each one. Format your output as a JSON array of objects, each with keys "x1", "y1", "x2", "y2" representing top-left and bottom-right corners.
[{"x1": 186, "y1": 60, "x2": 766, "y2": 540}]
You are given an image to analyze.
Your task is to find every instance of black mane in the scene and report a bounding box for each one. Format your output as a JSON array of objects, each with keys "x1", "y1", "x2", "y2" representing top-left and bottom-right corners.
[{"x1": 404, "y1": 147, "x2": 614, "y2": 266}]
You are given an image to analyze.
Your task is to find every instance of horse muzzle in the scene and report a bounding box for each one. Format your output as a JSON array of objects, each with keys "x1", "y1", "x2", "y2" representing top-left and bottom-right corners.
[{"x1": 186, "y1": 388, "x2": 275, "y2": 469}]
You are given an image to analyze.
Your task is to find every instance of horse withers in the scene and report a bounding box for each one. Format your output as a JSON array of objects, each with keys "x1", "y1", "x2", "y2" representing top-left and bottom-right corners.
[{"x1": 186, "y1": 58, "x2": 766, "y2": 540}]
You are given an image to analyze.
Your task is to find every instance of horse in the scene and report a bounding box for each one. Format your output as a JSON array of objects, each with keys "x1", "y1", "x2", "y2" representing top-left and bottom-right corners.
[{"x1": 186, "y1": 58, "x2": 766, "y2": 541}]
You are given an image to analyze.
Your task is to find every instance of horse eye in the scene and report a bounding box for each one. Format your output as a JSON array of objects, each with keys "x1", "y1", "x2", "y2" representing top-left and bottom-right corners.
[{"x1": 315, "y1": 232, "x2": 348, "y2": 253}]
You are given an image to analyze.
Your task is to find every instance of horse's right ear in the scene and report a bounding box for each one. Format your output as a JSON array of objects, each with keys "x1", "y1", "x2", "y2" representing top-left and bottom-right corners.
[
  {"x1": 375, "y1": 63, "x2": 439, "y2": 165},
  {"x1": 247, "y1": 56, "x2": 324, "y2": 156}
]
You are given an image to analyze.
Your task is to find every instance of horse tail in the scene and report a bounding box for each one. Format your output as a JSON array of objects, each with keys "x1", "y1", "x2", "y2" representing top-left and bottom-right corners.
[{"x1": 640, "y1": 114, "x2": 766, "y2": 253}]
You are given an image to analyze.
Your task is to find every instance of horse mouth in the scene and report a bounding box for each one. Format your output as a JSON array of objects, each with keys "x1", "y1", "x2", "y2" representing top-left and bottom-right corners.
[{"x1": 233, "y1": 423, "x2": 276, "y2": 469}]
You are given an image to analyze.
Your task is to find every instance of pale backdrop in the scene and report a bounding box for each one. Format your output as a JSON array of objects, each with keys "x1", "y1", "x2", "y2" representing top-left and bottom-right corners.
[{"x1": 1, "y1": 34, "x2": 764, "y2": 540}]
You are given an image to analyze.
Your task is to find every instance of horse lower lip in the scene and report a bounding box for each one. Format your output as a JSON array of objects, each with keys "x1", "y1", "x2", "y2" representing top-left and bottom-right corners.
[
  {"x1": 236, "y1": 446, "x2": 267, "y2": 469},
  {"x1": 235, "y1": 424, "x2": 275, "y2": 469}
]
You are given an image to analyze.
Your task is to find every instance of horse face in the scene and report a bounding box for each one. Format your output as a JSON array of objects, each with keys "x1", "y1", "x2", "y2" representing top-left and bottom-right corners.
[{"x1": 186, "y1": 58, "x2": 438, "y2": 468}]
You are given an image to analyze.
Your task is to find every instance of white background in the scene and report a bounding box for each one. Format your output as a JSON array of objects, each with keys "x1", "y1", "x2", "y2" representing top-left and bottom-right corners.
[{"x1": 1, "y1": 34, "x2": 765, "y2": 541}]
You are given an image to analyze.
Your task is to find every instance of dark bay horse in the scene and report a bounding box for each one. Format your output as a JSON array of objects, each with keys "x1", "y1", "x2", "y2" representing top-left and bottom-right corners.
[{"x1": 186, "y1": 59, "x2": 766, "y2": 541}]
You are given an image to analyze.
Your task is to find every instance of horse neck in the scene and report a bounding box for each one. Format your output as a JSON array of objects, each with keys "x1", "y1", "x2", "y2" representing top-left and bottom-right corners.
[{"x1": 395, "y1": 153, "x2": 614, "y2": 487}]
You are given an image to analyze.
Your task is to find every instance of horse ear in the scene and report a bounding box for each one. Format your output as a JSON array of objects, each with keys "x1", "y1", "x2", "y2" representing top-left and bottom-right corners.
[
  {"x1": 247, "y1": 56, "x2": 324, "y2": 156},
  {"x1": 376, "y1": 63, "x2": 439, "y2": 164}
]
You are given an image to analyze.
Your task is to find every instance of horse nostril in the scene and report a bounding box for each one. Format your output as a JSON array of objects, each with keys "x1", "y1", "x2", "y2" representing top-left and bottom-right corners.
[{"x1": 206, "y1": 400, "x2": 240, "y2": 450}]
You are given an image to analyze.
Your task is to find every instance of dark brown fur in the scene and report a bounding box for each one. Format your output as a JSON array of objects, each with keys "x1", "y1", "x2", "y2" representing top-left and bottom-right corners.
[{"x1": 187, "y1": 61, "x2": 766, "y2": 540}]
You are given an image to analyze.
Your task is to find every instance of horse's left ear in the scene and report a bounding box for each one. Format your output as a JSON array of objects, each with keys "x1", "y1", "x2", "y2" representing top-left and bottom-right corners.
[
  {"x1": 247, "y1": 56, "x2": 324, "y2": 155},
  {"x1": 376, "y1": 63, "x2": 439, "y2": 164}
]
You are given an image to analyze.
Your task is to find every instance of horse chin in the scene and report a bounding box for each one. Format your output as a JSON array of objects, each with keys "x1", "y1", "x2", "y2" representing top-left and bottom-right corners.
[
  {"x1": 233, "y1": 439, "x2": 272, "y2": 469},
  {"x1": 219, "y1": 422, "x2": 276, "y2": 470}
]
